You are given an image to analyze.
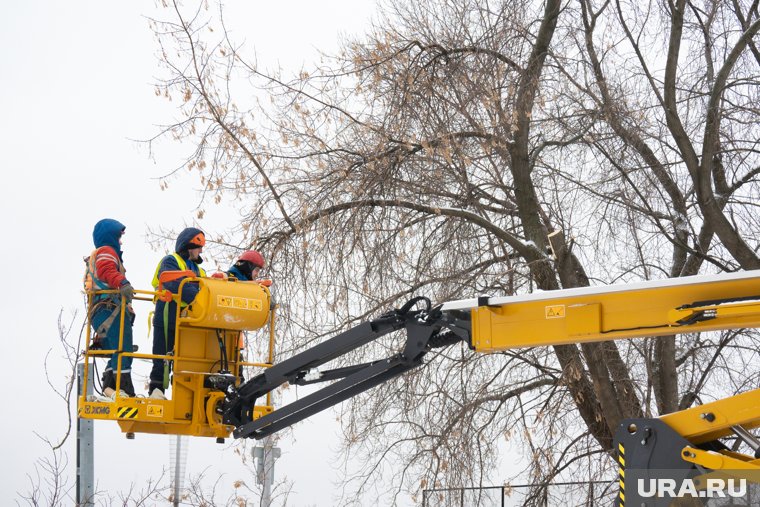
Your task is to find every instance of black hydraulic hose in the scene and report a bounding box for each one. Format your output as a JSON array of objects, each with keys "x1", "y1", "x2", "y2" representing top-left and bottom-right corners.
[
  {"x1": 92, "y1": 359, "x2": 104, "y2": 396},
  {"x1": 215, "y1": 329, "x2": 229, "y2": 373},
  {"x1": 677, "y1": 294, "x2": 760, "y2": 309}
]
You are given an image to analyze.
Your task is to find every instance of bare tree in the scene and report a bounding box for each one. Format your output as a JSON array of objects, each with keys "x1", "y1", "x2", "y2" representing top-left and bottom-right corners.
[
  {"x1": 149, "y1": 0, "x2": 760, "y2": 503},
  {"x1": 574, "y1": 0, "x2": 760, "y2": 416}
]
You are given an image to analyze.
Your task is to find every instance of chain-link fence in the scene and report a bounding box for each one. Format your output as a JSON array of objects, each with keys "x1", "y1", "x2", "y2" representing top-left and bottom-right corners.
[{"x1": 421, "y1": 480, "x2": 617, "y2": 507}]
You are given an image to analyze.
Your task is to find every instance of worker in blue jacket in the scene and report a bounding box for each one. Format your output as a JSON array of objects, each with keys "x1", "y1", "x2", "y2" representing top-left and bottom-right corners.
[
  {"x1": 149, "y1": 227, "x2": 207, "y2": 399},
  {"x1": 87, "y1": 219, "x2": 136, "y2": 398}
]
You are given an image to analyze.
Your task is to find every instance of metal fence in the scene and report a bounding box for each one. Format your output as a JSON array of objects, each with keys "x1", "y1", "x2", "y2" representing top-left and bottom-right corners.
[
  {"x1": 423, "y1": 478, "x2": 760, "y2": 506},
  {"x1": 421, "y1": 480, "x2": 617, "y2": 507}
]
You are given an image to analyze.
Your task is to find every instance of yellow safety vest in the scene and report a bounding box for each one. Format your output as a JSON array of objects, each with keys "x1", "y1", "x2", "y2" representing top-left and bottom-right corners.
[{"x1": 151, "y1": 253, "x2": 207, "y2": 305}]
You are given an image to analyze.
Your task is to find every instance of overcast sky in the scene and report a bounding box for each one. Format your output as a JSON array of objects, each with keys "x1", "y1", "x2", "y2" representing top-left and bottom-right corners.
[{"x1": 0, "y1": 2, "x2": 387, "y2": 505}]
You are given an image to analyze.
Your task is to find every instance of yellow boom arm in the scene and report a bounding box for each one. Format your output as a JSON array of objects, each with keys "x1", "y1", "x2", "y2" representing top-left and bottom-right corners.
[{"x1": 436, "y1": 270, "x2": 760, "y2": 351}]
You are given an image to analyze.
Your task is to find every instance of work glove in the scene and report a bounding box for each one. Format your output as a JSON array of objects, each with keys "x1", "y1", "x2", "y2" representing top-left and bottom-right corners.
[{"x1": 119, "y1": 282, "x2": 134, "y2": 303}]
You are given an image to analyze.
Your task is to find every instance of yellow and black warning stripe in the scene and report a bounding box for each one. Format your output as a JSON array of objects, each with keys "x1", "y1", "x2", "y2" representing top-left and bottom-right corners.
[
  {"x1": 617, "y1": 442, "x2": 625, "y2": 506},
  {"x1": 117, "y1": 406, "x2": 138, "y2": 419}
]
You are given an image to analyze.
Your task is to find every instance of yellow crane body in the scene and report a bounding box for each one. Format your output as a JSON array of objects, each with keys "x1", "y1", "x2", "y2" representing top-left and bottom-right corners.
[{"x1": 183, "y1": 277, "x2": 271, "y2": 331}]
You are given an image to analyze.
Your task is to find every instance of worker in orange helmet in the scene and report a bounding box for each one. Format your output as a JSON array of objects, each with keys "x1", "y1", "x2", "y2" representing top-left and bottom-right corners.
[{"x1": 226, "y1": 250, "x2": 265, "y2": 281}]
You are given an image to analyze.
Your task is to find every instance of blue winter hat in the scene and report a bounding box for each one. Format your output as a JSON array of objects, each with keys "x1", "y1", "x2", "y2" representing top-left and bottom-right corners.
[
  {"x1": 93, "y1": 219, "x2": 125, "y2": 259},
  {"x1": 175, "y1": 227, "x2": 205, "y2": 253}
]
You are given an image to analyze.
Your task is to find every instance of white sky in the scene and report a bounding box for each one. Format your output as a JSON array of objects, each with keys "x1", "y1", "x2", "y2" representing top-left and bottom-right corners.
[{"x1": 0, "y1": 2, "x2": 390, "y2": 505}]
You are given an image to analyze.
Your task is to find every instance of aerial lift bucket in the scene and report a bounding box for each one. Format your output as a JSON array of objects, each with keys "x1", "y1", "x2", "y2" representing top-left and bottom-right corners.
[{"x1": 78, "y1": 276, "x2": 275, "y2": 439}]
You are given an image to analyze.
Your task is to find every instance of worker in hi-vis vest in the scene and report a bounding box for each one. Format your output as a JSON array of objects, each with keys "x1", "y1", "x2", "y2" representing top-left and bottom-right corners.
[{"x1": 149, "y1": 227, "x2": 207, "y2": 399}]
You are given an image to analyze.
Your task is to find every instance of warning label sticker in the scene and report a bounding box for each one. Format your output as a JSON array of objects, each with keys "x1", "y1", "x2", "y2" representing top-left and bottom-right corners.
[
  {"x1": 545, "y1": 305, "x2": 566, "y2": 319},
  {"x1": 217, "y1": 295, "x2": 263, "y2": 311},
  {"x1": 147, "y1": 405, "x2": 164, "y2": 418}
]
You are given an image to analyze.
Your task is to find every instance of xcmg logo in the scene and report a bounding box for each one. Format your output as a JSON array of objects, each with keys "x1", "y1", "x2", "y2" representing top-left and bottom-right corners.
[
  {"x1": 83, "y1": 405, "x2": 111, "y2": 415},
  {"x1": 638, "y1": 478, "x2": 746, "y2": 499}
]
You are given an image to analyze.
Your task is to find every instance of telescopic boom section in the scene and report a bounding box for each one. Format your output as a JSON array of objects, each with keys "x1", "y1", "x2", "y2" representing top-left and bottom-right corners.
[{"x1": 443, "y1": 269, "x2": 760, "y2": 352}]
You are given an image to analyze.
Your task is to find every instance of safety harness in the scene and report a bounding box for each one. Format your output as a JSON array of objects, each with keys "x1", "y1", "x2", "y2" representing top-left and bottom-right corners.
[{"x1": 83, "y1": 247, "x2": 125, "y2": 341}]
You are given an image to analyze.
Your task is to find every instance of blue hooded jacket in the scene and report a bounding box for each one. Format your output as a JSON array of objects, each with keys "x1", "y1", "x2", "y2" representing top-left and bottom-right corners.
[
  {"x1": 175, "y1": 227, "x2": 205, "y2": 255},
  {"x1": 227, "y1": 265, "x2": 249, "y2": 281},
  {"x1": 93, "y1": 219, "x2": 125, "y2": 260}
]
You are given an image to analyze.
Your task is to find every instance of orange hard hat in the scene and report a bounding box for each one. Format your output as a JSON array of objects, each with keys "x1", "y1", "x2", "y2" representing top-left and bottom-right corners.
[{"x1": 238, "y1": 250, "x2": 265, "y2": 268}]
